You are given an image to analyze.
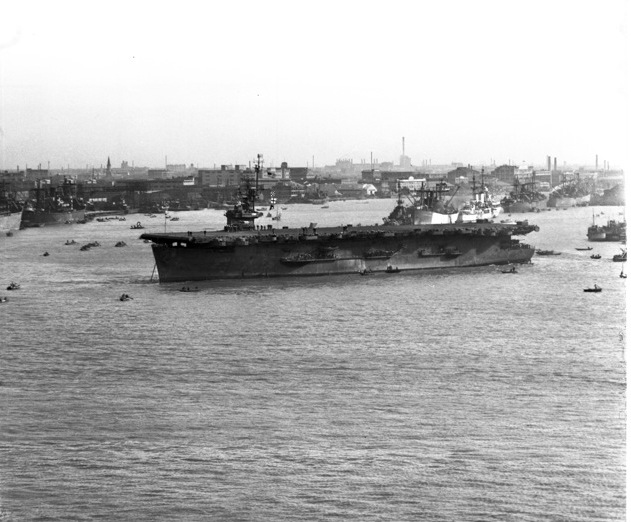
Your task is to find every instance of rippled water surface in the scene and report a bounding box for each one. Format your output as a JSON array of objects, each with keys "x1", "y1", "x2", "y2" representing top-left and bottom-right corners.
[{"x1": 0, "y1": 201, "x2": 626, "y2": 521}]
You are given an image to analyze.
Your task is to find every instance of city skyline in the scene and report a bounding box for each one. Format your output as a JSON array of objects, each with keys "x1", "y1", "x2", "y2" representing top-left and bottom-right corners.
[{"x1": 0, "y1": 0, "x2": 628, "y2": 171}]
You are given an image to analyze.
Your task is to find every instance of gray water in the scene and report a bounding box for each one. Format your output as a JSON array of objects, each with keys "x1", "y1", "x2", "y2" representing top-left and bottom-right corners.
[{"x1": 0, "y1": 201, "x2": 626, "y2": 521}]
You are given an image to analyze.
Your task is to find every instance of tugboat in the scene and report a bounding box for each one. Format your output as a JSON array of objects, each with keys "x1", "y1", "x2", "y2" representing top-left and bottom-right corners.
[
  {"x1": 587, "y1": 213, "x2": 627, "y2": 242},
  {"x1": 613, "y1": 249, "x2": 627, "y2": 262}
]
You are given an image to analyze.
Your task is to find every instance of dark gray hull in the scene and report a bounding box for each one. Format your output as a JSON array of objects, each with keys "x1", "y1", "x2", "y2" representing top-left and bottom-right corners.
[
  {"x1": 21, "y1": 209, "x2": 85, "y2": 227},
  {"x1": 143, "y1": 223, "x2": 537, "y2": 282}
]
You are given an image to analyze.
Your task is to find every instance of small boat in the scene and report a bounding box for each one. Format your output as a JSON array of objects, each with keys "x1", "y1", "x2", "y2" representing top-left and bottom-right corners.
[
  {"x1": 64, "y1": 240, "x2": 77, "y2": 245},
  {"x1": 385, "y1": 265, "x2": 400, "y2": 274},
  {"x1": 119, "y1": 293, "x2": 133, "y2": 301},
  {"x1": 501, "y1": 266, "x2": 518, "y2": 274},
  {"x1": 170, "y1": 217, "x2": 179, "y2": 221},
  {"x1": 6, "y1": 282, "x2": 20, "y2": 290},
  {"x1": 583, "y1": 285, "x2": 602, "y2": 293},
  {"x1": 80, "y1": 241, "x2": 101, "y2": 251},
  {"x1": 613, "y1": 249, "x2": 627, "y2": 262},
  {"x1": 179, "y1": 286, "x2": 200, "y2": 292},
  {"x1": 358, "y1": 269, "x2": 373, "y2": 276},
  {"x1": 575, "y1": 246, "x2": 593, "y2": 251},
  {"x1": 115, "y1": 241, "x2": 127, "y2": 247},
  {"x1": 0, "y1": 296, "x2": 8, "y2": 303},
  {"x1": 620, "y1": 271, "x2": 627, "y2": 279},
  {"x1": 130, "y1": 222, "x2": 144, "y2": 229},
  {"x1": 536, "y1": 249, "x2": 561, "y2": 256},
  {"x1": 590, "y1": 254, "x2": 601, "y2": 259}
]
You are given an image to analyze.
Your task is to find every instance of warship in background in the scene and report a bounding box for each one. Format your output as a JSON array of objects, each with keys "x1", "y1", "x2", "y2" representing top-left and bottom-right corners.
[
  {"x1": 140, "y1": 154, "x2": 539, "y2": 282},
  {"x1": 546, "y1": 173, "x2": 592, "y2": 208},
  {"x1": 387, "y1": 180, "x2": 459, "y2": 225},
  {"x1": 500, "y1": 172, "x2": 548, "y2": 213},
  {"x1": 456, "y1": 173, "x2": 502, "y2": 222},
  {"x1": 21, "y1": 178, "x2": 87, "y2": 227}
]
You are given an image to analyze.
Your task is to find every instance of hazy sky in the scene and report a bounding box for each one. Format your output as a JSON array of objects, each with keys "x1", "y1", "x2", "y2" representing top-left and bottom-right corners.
[{"x1": 0, "y1": 0, "x2": 628, "y2": 170}]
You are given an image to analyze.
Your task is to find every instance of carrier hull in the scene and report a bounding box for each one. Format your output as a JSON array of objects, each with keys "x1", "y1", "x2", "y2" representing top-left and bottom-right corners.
[{"x1": 142, "y1": 223, "x2": 537, "y2": 282}]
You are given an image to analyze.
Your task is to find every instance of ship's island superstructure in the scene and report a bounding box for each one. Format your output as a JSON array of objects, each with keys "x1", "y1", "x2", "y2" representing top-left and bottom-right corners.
[{"x1": 140, "y1": 155, "x2": 539, "y2": 282}]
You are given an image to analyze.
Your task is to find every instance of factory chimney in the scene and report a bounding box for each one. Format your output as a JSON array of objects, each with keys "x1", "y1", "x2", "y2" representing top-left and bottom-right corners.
[{"x1": 595, "y1": 154, "x2": 599, "y2": 170}]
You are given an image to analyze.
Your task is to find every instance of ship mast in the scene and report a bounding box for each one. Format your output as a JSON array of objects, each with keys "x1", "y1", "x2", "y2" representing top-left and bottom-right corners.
[{"x1": 254, "y1": 153, "x2": 261, "y2": 204}]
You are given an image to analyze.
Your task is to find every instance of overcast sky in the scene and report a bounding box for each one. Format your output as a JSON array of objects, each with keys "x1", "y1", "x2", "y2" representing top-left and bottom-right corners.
[{"x1": 0, "y1": 0, "x2": 628, "y2": 170}]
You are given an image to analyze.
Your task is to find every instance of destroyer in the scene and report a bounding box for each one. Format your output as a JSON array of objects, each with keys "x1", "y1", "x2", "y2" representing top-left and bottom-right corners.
[{"x1": 140, "y1": 155, "x2": 539, "y2": 282}]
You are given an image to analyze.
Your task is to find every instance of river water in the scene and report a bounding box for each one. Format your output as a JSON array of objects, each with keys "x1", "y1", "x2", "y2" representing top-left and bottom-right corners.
[{"x1": 0, "y1": 200, "x2": 626, "y2": 521}]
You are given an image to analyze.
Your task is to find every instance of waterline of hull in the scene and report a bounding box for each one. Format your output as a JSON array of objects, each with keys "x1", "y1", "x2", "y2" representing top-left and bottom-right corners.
[
  {"x1": 150, "y1": 237, "x2": 534, "y2": 282},
  {"x1": 21, "y1": 209, "x2": 85, "y2": 227}
]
